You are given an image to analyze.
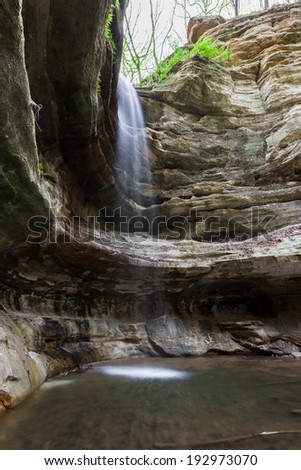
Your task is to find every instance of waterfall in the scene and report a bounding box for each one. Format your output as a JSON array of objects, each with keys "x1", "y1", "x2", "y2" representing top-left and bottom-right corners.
[
  {"x1": 116, "y1": 75, "x2": 153, "y2": 211},
  {"x1": 115, "y1": 76, "x2": 164, "y2": 325}
]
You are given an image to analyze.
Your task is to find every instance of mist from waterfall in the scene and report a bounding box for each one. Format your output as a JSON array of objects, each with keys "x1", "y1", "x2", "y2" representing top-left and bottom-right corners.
[{"x1": 116, "y1": 75, "x2": 153, "y2": 213}]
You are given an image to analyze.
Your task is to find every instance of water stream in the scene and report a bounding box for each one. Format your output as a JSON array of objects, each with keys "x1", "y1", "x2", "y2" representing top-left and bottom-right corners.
[
  {"x1": 0, "y1": 357, "x2": 301, "y2": 450},
  {"x1": 116, "y1": 75, "x2": 153, "y2": 211}
]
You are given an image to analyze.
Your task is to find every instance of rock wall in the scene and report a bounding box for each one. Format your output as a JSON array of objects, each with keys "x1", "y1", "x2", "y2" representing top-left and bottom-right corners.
[
  {"x1": 0, "y1": 0, "x2": 49, "y2": 251},
  {"x1": 136, "y1": 3, "x2": 301, "y2": 240},
  {"x1": 0, "y1": 0, "x2": 125, "y2": 410},
  {"x1": 0, "y1": 4, "x2": 301, "y2": 410},
  {"x1": 21, "y1": 0, "x2": 125, "y2": 210}
]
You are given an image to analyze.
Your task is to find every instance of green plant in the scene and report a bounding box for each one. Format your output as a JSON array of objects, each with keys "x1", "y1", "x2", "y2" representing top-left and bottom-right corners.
[
  {"x1": 38, "y1": 162, "x2": 49, "y2": 178},
  {"x1": 147, "y1": 37, "x2": 233, "y2": 84},
  {"x1": 105, "y1": 0, "x2": 120, "y2": 52},
  {"x1": 38, "y1": 161, "x2": 56, "y2": 183},
  {"x1": 97, "y1": 77, "x2": 102, "y2": 96}
]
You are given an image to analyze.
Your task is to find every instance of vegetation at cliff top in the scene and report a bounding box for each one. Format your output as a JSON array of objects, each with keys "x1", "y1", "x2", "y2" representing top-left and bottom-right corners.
[
  {"x1": 144, "y1": 37, "x2": 233, "y2": 85},
  {"x1": 122, "y1": 0, "x2": 293, "y2": 84}
]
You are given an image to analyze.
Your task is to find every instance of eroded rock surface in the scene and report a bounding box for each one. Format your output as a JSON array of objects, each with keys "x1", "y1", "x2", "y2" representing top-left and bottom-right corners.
[
  {"x1": 0, "y1": 0, "x2": 49, "y2": 251},
  {"x1": 137, "y1": 4, "x2": 301, "y2": 241},
  {"x1": 187, "y1": 15, "x2": 226, "y2": 43},
  {"x1": 0, "y1": 4, "x2": 301, "y2": 409}
]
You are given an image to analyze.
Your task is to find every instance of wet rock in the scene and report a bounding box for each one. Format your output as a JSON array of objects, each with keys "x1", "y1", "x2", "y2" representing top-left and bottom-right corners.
[
  {"x1": 0, "y1": 4, "x2": 301, "y2": 409},
  {"x1": 0, "y1": 317, "x2": 47, "y2": 410},
  {"x1": 0, "y1": 0, "x2": 49, "y2": 250}
]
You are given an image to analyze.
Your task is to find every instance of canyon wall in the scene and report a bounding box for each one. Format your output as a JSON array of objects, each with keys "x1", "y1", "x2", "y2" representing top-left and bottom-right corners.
[{"x1": 0, "y1": 3, "x2": 300, "y2": 410}]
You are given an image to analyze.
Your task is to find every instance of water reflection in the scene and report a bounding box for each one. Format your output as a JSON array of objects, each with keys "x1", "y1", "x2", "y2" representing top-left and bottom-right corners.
[
  {"x1": 97, "y1": 365, "x2": 189, "y2": 379},
  {"x1": 0, "y1": 357, "x2": 301, "y2": 450},
  {"x1": 42, "y1": 379, "x2": 75, "y2": 389}
]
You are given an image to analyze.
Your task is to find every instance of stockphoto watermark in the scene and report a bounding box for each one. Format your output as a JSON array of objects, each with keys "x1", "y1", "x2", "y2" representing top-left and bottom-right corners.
[{"x1": 26, "y1": 207, "x2": 276, "y2": 244}]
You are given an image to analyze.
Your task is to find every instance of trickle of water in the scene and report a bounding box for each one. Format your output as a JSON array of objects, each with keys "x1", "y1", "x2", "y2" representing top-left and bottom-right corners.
[
  {"x1": 116, "y1": 75, "x2": 152, "y2": 208},
  {"x1": 42, "y1": 379, "x2": 75, "y2": 389}
]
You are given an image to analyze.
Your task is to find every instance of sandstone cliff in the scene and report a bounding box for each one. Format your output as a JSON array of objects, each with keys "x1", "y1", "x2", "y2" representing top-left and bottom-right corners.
[{"x1": 0, "y1": 3, "x2": 300, "y2": 410}]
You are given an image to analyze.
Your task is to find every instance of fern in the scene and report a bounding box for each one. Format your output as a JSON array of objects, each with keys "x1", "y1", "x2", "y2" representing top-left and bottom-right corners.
[{"x1": 105, "y1": 0, "x2": 120, "y2": 52}]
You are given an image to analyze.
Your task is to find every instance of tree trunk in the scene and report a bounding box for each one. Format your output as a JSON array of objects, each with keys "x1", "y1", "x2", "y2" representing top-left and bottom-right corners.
[{"x1": 234, "y1": 0, "x2": 240, "y2": 16}]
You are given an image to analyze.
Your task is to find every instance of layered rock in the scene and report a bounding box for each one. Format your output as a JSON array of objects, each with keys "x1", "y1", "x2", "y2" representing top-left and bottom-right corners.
[
  {"x1": 0, "y1": 0, "x2": 124, "y2": 410},
  {"x1": 187, "y1": 15, "x2": 226, "y2": 43},
  {"x1": 0, "y1": 4, "x2": 301, "y2": 410},
  {"x1": 137, "y1": 3, "x2": 301, "y2": 241}
]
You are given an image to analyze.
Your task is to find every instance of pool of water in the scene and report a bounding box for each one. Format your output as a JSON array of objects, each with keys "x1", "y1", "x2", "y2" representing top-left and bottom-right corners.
[{"x1": 0, "y1": 356, "x2": 301, "y2": 449}]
